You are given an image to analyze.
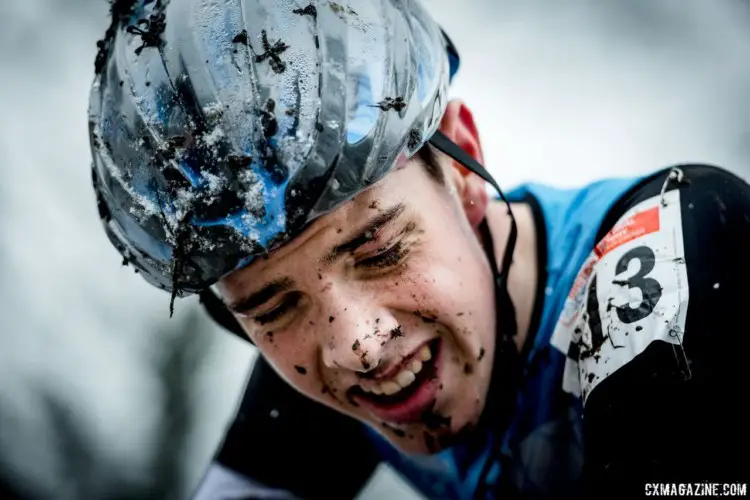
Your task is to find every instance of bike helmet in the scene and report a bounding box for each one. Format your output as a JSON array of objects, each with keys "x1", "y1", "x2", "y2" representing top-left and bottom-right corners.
[{"x1": 89, "y1": 0, "x2": 464, "y2": 313}]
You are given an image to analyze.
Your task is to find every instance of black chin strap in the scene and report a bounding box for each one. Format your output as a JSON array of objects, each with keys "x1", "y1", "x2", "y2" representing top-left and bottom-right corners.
[
  {"x1": 428, "y1": 130, "x2": 523, "y2": 497},
  {"x1": 428, "y1": 130, "x2": 518, "y2": 345}
]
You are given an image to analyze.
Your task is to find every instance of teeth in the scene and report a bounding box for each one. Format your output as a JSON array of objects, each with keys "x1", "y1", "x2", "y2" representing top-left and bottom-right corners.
[
  {"x1": 361, "y1": 344, "x2": 434, "y2": 397},
  {"x1": 396, "y1": 369, "x2": 416, "y2": 387},
  {"x1": 419, "y1": 345, "x2": 432, "y2": 362},
  {"x1": 381, "y1": 381, "x2": 401, "y2": 396}
]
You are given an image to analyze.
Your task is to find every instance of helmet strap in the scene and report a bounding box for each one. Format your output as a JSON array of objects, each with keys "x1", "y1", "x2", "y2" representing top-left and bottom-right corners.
[
  {"x1": 428, "y1": 130, "x2": 523, "y2": 494},
  {"x1": 427, "y1": 130, "x2": 519, "y2": 340}
]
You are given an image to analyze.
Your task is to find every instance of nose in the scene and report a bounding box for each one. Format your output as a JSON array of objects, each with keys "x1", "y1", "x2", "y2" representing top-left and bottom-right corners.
[{"x1": 319, "y1": 291, "x2": 397, "y2": 374}]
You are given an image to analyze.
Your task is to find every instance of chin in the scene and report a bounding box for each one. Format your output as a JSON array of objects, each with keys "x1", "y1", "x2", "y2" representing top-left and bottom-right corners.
[
  {"x1": 372, "y1": 408, "x2": 482, "y2": 455},
  {"x1": 360, "y1": 363, "x2": 486, "y2": 454}
]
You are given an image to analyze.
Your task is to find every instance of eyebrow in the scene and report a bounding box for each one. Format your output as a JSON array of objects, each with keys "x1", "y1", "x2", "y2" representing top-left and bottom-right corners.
[
  {"x1": 226, "y1": 203, "x2": 406, "y2": 315},
  {"x1": 226, "y1": 277, "x2": 294, "y2": 314}
]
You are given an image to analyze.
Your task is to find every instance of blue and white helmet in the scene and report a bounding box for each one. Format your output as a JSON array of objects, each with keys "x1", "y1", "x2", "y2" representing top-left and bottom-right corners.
[{"x1": 89, "y1": 0, "x2": 460, "y2": 301}]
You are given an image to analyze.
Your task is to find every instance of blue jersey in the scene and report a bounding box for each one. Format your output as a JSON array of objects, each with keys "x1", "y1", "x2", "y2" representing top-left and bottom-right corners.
[{"x1": 368, "y1": 176, "x2": 643, "y2": 499}]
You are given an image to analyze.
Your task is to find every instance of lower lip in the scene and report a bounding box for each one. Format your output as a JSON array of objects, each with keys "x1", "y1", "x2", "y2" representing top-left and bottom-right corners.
[{"x1": 356, "y1": 340, "x2": 443, "y2": 424}]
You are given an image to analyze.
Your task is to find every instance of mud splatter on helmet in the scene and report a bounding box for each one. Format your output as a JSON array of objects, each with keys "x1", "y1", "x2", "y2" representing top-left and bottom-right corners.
[{"x1": 89, "y1": 0, "x2": 461, "y2": 311}]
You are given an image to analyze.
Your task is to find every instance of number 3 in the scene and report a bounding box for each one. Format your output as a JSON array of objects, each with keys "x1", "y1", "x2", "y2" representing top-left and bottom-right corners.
[
  {"x1": 584, "y1": 245, "x2": 663, "y2": 355},
  {"x1": 613, "y1": 246, "x2": 663, "y2": 324}
]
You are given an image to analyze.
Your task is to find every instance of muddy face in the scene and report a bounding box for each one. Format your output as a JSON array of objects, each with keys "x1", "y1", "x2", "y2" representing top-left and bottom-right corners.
[{"x1": 217, "y1": 157, "x2": 497, "y2": 454}]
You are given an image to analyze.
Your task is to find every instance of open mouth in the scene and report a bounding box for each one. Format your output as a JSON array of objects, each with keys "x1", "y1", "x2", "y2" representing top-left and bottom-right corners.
[{"x1": 349, "y1": 339, "x2": 442, "y2": 423}]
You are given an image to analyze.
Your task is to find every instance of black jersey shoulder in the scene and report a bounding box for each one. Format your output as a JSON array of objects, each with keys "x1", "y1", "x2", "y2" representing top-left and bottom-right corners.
[{"x1": 581, "y1": 164, "x2": 750, "y2": 494}]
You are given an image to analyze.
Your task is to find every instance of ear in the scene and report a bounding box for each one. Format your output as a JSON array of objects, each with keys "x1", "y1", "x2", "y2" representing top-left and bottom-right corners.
[{"x1": 439, "y1": 99, "x2": 489, "y2": 228}]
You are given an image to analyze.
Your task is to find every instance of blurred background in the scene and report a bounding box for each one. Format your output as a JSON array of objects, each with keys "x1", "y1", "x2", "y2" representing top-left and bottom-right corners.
[{"x1": 1, "y1": 0, "x2": 749, "y2": 498}]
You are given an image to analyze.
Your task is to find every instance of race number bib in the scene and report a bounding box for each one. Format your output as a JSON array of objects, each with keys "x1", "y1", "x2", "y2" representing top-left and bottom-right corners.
[{"x1": 550, "y1": 190, "x2": 690, "y2": 404}]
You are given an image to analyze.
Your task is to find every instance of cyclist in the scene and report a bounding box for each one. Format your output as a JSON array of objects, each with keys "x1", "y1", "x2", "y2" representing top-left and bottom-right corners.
[{"x1": 89, "y1": 1, "x2": 750, "y2": 498}]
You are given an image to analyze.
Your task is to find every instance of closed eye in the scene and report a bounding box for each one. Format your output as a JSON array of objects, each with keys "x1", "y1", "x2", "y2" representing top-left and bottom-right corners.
[
  {"x1": 356, "y1": 241, "x2": 408, "y2": 270},
  {"x1": 254, "y1": 292, "x2": 302, "y2": 325}
]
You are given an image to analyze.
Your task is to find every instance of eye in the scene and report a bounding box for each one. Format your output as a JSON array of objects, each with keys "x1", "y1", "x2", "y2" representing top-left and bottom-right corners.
[
  {"x1": 254, "y1": 292, "x2": 302, "y2": 325},
  {"x1": 356, "y1": 241, "x2": 408, "y2": 270}
]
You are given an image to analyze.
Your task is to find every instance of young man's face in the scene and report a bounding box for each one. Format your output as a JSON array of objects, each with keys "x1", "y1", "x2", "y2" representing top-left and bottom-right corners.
[{"x1": 218, "y1": 152, "x2": 497, "y2": 454}]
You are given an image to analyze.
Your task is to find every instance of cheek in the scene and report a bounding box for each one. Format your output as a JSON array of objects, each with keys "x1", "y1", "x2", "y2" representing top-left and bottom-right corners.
[
  {"x1": 248, "y1": 327, "x2": 324, "y2": 394},
  {"x1": 406, "y1": 236, "x2": 494, "y2": 329}
]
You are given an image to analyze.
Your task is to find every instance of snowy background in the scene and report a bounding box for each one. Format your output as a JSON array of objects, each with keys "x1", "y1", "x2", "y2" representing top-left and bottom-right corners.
[{"x1": 1, "y1": 0, "x2": 749, "y2": 498}]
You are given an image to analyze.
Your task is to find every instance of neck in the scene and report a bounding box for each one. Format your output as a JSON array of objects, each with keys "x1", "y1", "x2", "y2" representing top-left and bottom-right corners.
[{"x1": 483, "y1": 200, "x2": 539, "y2": 353}]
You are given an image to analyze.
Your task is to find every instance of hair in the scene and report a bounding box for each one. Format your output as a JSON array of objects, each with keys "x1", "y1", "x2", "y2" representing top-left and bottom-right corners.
[{"x1": 417, "y1": 143, "x2": 446, "y2": 186}]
